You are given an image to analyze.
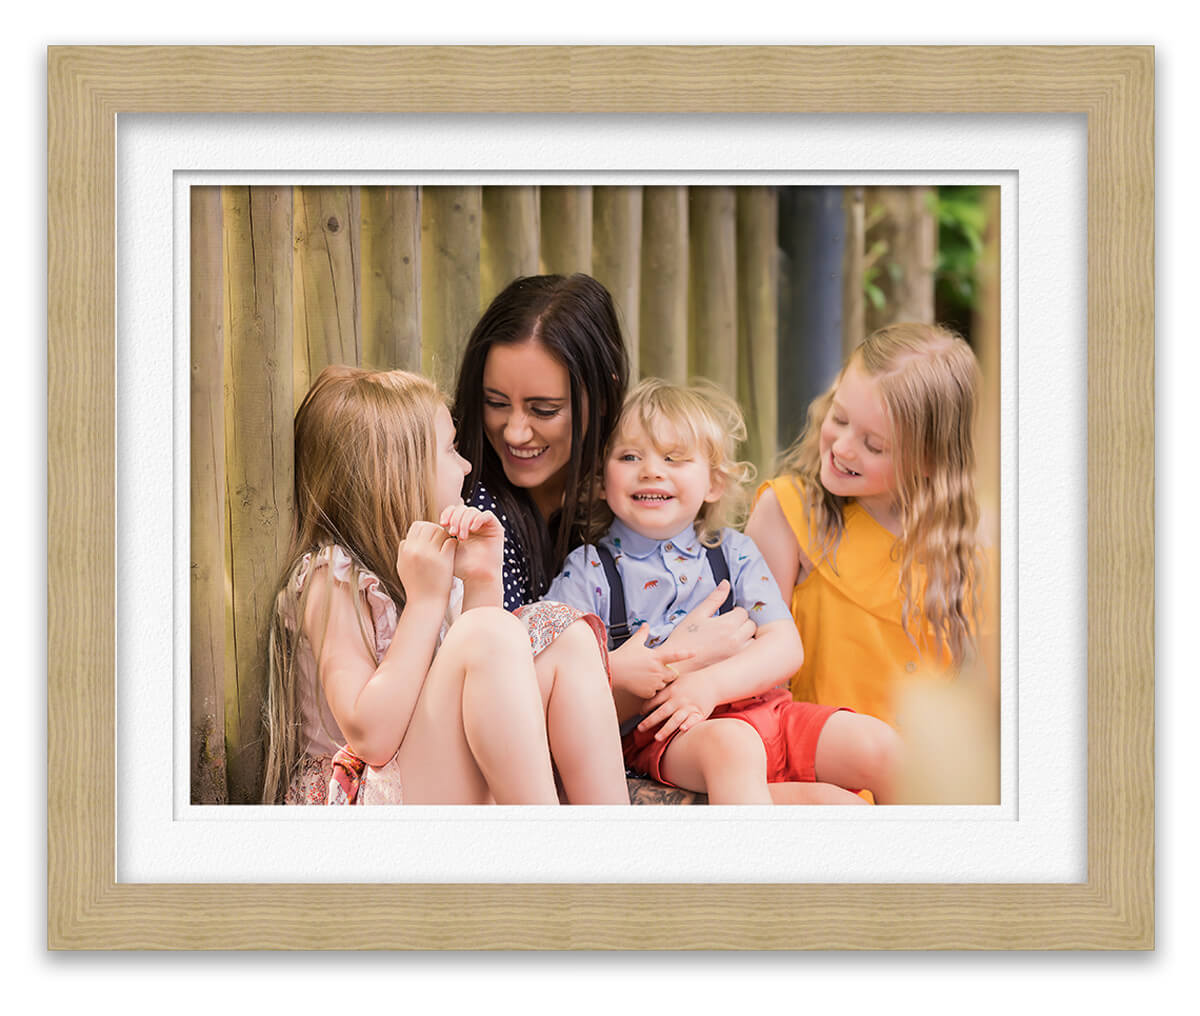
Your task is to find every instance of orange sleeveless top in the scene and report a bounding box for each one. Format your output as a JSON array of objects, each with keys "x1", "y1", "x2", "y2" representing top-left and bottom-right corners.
[{"x1": 758, "y1": 477, "x2": 956, "y2": 729}]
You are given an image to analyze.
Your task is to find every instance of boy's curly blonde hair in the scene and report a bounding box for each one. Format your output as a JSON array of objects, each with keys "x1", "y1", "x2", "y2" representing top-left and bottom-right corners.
[{"x1": 607, "y1": 377, "x2": 754, "y2": 547}]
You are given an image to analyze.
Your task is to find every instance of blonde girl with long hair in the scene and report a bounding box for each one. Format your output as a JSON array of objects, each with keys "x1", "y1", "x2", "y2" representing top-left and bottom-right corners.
[
  {"x1": 263, "y1": 365, "x2": 628, "y2": 806},
  {"x1": 745, "y1": 323, "x2": 985, "y2": 731}
]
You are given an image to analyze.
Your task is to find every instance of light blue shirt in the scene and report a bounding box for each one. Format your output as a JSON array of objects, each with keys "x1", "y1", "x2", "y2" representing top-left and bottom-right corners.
[{"x1": 545, "y1": 518, "x2": 793, "y2": 648}]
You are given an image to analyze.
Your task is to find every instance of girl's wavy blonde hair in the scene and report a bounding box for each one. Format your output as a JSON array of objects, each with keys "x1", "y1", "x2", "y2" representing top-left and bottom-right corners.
[
  {"x1": 606, "y1": 377, "x2": 754, "y2": 547},
  {"x1": 262, "y1": 365, "x2": 444, "y2": 803},
  {"x1": 778, "y1": 323, "x2": 982, "y2": 668}
]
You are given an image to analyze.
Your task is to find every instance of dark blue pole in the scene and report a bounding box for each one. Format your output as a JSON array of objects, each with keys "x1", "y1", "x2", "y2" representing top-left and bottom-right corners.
[{"x1": 777, "y1": 186, "x2": 845, "y2": 451}]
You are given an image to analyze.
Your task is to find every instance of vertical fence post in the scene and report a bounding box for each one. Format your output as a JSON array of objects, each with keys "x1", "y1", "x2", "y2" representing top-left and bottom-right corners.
[
  {"x1": 841, "y1": 185, "x2": 866, "y2": 360},
  {"x1": 777, "y1": 186, "x2": 846, "y2": 450},
  {"x1": 482, "y1": 185, "x2": 540, "y2": 308},
  {"x1": 540, "y1": 186, "x2": 593, "y2": 277},
  {"x1": 293, "y1": 186, "x2": 361, "y2": 401},
  {"x1": 421, "y1": 186, "x2": 482, "y2": 393},
  {"x1": 222, "y1": 186, "x2": 295, "y2": 804},
  {"x1": 361, "y1": 186, "x2": 422, "y2": 373},
  {"x1": 639, "y1": 186, "x2": 689, "y2": 383},
  {"x1": 190, "y1": 186, "x2": 228, "y2": 804},
  {"x1": 592, "y1": 186, "x2": 643, "y2": 377},
  {"x1": 688, "y1": 187, "x2": 738, "y2": 394},
  {"x1": 736, "y1": 186, "x2": 780, "y2": 482}
]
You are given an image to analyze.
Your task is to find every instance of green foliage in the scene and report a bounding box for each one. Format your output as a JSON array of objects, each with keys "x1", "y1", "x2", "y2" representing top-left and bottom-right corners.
[
  {"x1": 930, "y1": 186, "x2": 989, "y2": 332},
  {"x1": 862, "y1": 239, "x2": 888, "y2": 310}
]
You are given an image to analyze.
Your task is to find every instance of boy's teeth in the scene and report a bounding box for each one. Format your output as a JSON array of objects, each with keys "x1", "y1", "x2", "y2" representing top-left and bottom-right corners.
[{"x1": 634, "y1": 493, "x2": 670, "y2": 501}]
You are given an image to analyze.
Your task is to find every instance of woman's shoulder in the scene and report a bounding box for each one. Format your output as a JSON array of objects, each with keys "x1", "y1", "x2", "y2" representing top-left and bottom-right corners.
[
  {"x1": 467, "y1": 480, "x2": 523, "y2": 542},
  {"x1": 465, "y1": 479, "x2": 499, "y2": 512}
]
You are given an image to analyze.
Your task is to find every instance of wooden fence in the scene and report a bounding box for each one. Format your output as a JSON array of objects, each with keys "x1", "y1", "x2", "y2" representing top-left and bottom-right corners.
[{"x1": 190, "y1": 183, "x2": 995, "y2": 804}]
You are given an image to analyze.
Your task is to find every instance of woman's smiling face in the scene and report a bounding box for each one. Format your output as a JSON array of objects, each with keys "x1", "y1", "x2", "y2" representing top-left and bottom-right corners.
[{"x1": 481, "y1": 339, "x2": 577, "y2": 519}]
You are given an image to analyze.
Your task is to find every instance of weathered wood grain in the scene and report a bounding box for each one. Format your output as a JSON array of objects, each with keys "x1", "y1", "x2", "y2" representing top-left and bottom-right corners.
[
  {"x1": 189, "y1": 186, "x2": 229, "y2": 805},
  {"x1": 221, "y1": 186, "x2": 295, "y2": 804},
  {"x1": 688, "y1": 186, "x2": 738, "y2": 394},
  {"x1": 639, "y1": 186, "x2": 689, "y2": 383},
  {"x1": 420, "y1": 186, "x2": 481, "y2": 393},
  {"x1": 361, "y1": 186, "x2": 422, "y2": 372},
  {"x1": 591, "y1": 186, "x2": 643, "y2": 377},
  {"x1": 735, "y1": 186, "x2": 780, "y2": 484}
]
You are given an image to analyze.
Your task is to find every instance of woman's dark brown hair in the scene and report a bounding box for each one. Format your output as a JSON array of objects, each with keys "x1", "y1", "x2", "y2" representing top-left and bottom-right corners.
[{"x1": 452, "y1": 274, "x2": 629, "y2": 598}]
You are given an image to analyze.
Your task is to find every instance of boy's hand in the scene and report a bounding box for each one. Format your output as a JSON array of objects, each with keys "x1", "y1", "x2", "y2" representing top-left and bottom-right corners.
[
  {"x1": 660, "y1": 581, "x2": 757, "y2": 672},
  {"x1": 637, "y1": 671, "x2": 719, "y2": 742},
  {"x1": 396, "y1": 521, "x2": 457, "y2": 606},
  {"x1": 609, "y1": 624, "x2": 694, "y2": 699},
  {"x1": 439, "y1": 505, "x2": 504, "y2": 584}
]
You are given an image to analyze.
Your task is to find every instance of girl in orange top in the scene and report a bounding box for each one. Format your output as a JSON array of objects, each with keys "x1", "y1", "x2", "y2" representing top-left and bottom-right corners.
[{"x1": 745, "y1": 323, "x2": 986, "y2": 730}]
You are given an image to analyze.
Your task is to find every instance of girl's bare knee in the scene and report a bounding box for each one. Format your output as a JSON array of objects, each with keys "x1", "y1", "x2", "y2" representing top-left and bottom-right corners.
[{"x1": 445, "y1": 606, "x2": 527, "y2": 658}]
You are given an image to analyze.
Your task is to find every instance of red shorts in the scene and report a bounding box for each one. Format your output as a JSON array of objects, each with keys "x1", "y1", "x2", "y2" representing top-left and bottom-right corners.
[{"x1": 623, "y1": 687, "x2": 845, "y2": 787}]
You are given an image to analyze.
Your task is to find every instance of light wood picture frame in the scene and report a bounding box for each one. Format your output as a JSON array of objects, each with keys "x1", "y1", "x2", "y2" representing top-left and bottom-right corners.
[{"x1": 47, "y1": 45, "x2": 1153, "y2": 949}]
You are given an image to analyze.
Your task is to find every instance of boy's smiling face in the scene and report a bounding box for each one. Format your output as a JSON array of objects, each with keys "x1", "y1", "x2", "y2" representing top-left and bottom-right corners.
[{"x1": 602, "y1": 419, "x2": 722, "y2": 542}]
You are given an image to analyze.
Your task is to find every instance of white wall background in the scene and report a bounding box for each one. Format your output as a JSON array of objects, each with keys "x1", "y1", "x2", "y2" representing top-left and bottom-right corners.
[{"x1": 11, "y1": 4, "x2": 1187, "y2": 1009}]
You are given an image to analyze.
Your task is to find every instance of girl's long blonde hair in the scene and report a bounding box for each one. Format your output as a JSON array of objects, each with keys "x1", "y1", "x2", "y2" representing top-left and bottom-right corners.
[
  {"x1": 262, "y1": 365, "x2": 443, "y2": 803},
  {"x1": 778, "y1": 323, "x2": 982, "y2": 667},
  {"x1": 608, "y1": 377, "x2": 754, "y2": 547}
]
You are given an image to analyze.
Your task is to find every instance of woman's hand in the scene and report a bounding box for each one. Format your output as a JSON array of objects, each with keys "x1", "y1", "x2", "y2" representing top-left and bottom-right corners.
[
  {"x1": 396, "y1": 520, "x2": 458, "y2": 607},
  {"x1": 439, "y1": 505, "x2": 504, "y2": 585},
  {"x1": 637, "y1": 671, "x2": 719, "y2": 742},
  {"x1": 609, "y1": 625, "x2": 695, "y2": 700},
  {"x1": 660, "y1": 581, "x2": 757, "y2": 672}
]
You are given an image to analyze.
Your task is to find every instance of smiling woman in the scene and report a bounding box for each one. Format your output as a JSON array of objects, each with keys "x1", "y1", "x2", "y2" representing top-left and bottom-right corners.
[
  {"x1": 451, "y1": 274, "x2": 629, "y2": 610},
  {"x1": 481, "y1": 340, "x2": 577, "y2": 521}
]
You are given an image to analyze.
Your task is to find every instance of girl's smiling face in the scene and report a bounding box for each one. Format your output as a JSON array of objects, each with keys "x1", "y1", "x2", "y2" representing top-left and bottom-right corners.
[
  {"x1": 819, "y1": 359, "x2": 897, "y2": 518},
  {"x1": 481, "y1": 339, "x2": 577, "y2": 520},
  {"x1": 434, "y1": 404, "x2": 471, "y2": 514}
]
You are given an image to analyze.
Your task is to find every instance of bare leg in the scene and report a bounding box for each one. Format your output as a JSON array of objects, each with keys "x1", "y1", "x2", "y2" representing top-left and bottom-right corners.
[
  {"x1": 658, "y1": 718, "x2": 773, "y2": 804},
  {"x1": 533, "y1": 620, "x2": 629, "y2": 804},
  {"x1": 768, "y1": 782, "x2": 869, "y2": 805},
  {"x1": 813, "y1": 710, "x2": 903, "y2": 805},
  {"x1": 397, "y1": 607, "x2": 558, "y2": 804}
]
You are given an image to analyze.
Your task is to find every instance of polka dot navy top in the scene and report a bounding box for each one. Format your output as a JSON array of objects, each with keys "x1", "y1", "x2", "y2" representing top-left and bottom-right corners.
[{"x1": 466, "y1": 480, "x2": 534, "y2": 612}]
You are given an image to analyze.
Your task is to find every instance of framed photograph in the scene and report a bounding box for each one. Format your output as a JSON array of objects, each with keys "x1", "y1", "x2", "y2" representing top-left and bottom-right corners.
[{"x1": 48, "y1": 45, "x2": 1153, "y2": 948}]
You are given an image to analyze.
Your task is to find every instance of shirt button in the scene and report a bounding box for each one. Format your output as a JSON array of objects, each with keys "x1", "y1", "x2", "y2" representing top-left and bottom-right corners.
[
  {"x1": 905, "y1": 661, "x2": 916, "y2": 673},
  {"x1": 665, "y1": 543, "x2": 674, "y2": 551}
]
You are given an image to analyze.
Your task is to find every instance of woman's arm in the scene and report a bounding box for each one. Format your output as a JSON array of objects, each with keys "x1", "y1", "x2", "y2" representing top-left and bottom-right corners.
[
  {"x1": 635, "y1": 619, "x2": 804, "y2": 741},
  {"x1": 657, "y1": 580, "x2": 757, "y2": 673},
  {"x1": 307, "y1": 524, "x2": 457, "y2": 766},
  {"x1": 744, "y1": 486, "x2": 812, "y2": 597}
]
